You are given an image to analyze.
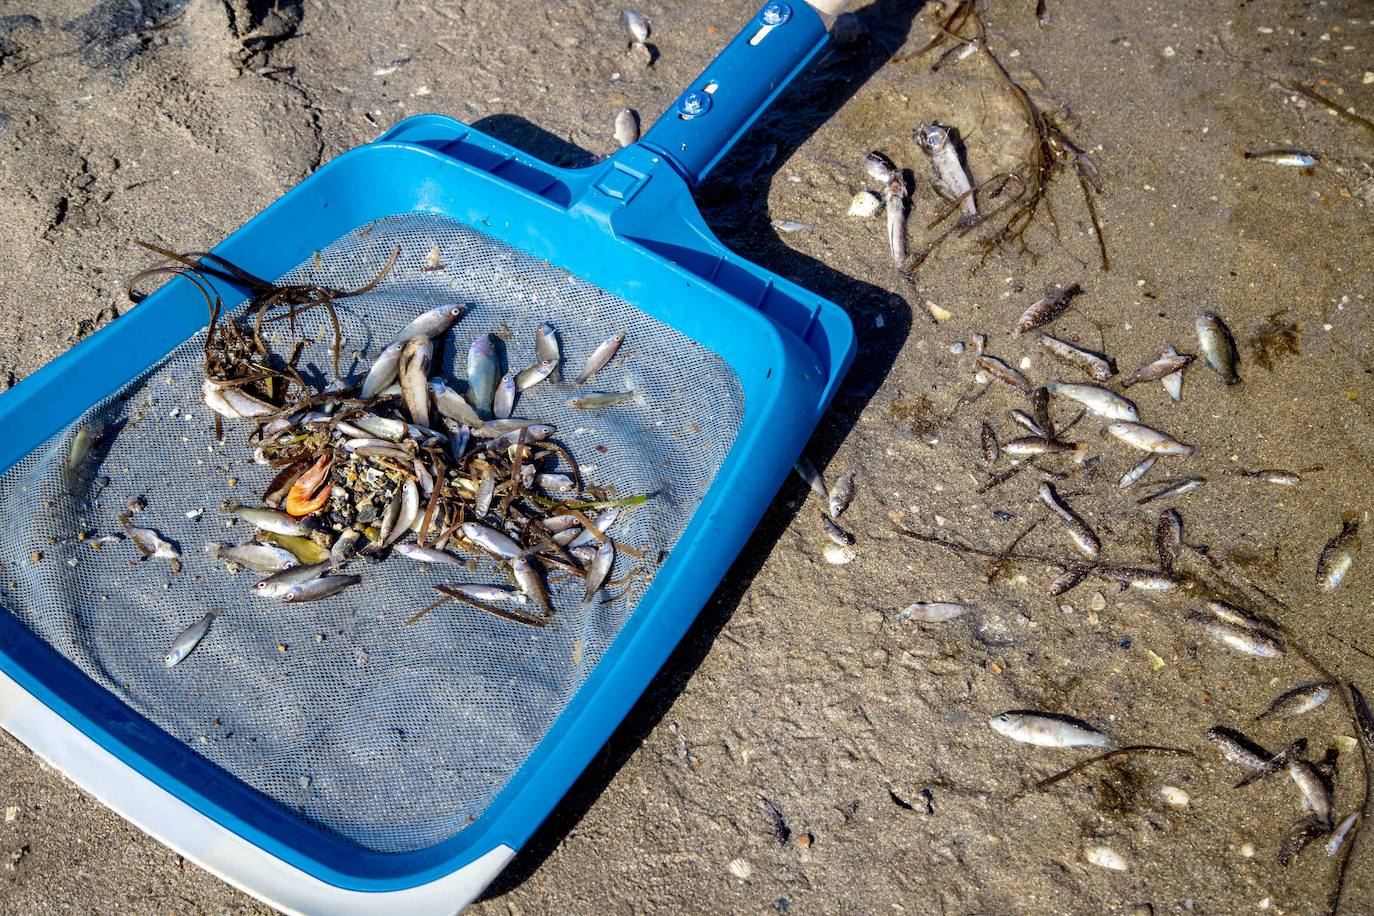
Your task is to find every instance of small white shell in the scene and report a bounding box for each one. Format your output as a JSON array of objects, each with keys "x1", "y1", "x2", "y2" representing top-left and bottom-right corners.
[
  {"x1": 726, "y1": 857, "x2": 752, "y2": 879},
  {"x1": 848, "y1": 189, "x2": 882, "y2": 218},
  {"x1": 823, "y1": 544, "x2": 857, "y2": 565},
  {"x1": 1158, "y1": 785, "x2": 1190, "y2": 807},
  {"x1": 1085, "y1": 845, "x2": 1128, "y2": 871}
]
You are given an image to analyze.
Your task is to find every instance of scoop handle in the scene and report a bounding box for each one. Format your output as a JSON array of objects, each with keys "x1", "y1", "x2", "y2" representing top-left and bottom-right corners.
[{"x1": 638, "y1": 1, "x2": 847, "y2": 186}]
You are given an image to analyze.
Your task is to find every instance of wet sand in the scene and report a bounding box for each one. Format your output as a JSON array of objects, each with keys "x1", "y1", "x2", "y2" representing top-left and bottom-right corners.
[{"x1": 1, "y1": 1, "x2": 1372, "y2": 913}]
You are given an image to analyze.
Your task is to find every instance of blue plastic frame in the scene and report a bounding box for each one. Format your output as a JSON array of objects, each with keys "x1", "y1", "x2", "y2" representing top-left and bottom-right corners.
[{"x1": 0, "y1": 2, "x2": 855, "y2": 894}]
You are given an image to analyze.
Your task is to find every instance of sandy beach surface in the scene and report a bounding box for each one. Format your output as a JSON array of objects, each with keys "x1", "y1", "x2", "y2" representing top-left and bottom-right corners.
[{"x1": 1, "y1": 0, "x2": 1372, "y2": 912}]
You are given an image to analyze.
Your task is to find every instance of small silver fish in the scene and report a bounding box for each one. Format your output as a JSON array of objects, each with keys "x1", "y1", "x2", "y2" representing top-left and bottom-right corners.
[
  {"x1": 511, "y1": 556, "x2": 552, "y2": 615},
  {"x1": 451, "y1": 583, "x2": 527, "y2": 604},
  {"x1": 1207, "y1": 726, "x2": 1271, "y2": 771},
  {"x1": 1326, "y1": 813, "x2": 1360, "y2": 857},
  {"x1": 1008, "y1": 410, "x2": 1045, "y2": 439},
  {"x1": 353, "y1": 413, "x2": 408, "y2": 441},
  {"x1": 1106, "y1": 422, "x2": 1195, "y2": 457},
  {"x1": 1039, "y1": 482, "x2": 1099, "y2": 557},
  {"x1": 1136, "y1": 477, "x2": 1206, "y2": 505},
  {"x1": 584, "y1": 539, "x2": 616, "y2": 602},
  {"x1": 900, "y1": 601, "x2": 969, "y2": 622},
  {"x1": 1095, "y1": 567, "x2": 1180, "y2": 591},
  {"x1": 466, "y1": 335, "x2": 500, "y2": 419},
  {"x1": 461, "y1": 522, "x2": 522, "y2": 559},
  {"x1": 1187, "y1": 612, "x2": 1284, "y2": 658},
  {"x1": 1048, "y1": 565, "x2": 1090, "y2": 597},
  {"x1": 977, "y1": 355, "x2": 1029, "y2": 389},
  {"x1": 164, "y1": 611, "x2": 216, "y2": 668},
  {"x1": 535, "y1": 322, "x2": 561, "y2": 376},
  {"x1": 1245, "y1": 149, "x2": 1318, "y2": 167},
  {"x1": 1256, "y1": 682, "x2": 1333, "y2": 721},
  {"x1": 568, "y1": 391, "x2": 637, "y2": 409},
  {"x1": 204, "y1": 542, "x2": 297, "y2": 574},
  {"x1": 360, "y1": 340, "x2": 406, "y2": 400},
  {"x1": 1239, "y1": 468, "x2": 1303, "y2": 485},
  {"x1": 1123, "y1": 350, "x2": 1194, "y2": 387},
  {"x1": 1156, "y1": 509, "x2": 1182, "y2": 572},
  {"x1": 1003, "y1": 437, "x2": 1078, "y2": 457},
  {"x1": 1048, "y1": 381, "x2": 1138, "y2": 421},
  {"x1": 487, "y1": 425, "x2": 554, "y2": 451},
  {"x1": 575, "y1": 331, "x2": 626, "y2": 384},
  {"x1": 225, "y1": 503, "x2": 315, "y2": 537},
  {"x1": 1196, "y1": 312, "x2": 1241, "y2": 385},
  {"x1": 400, "y1": 337, "x2": 433, "y2": 428},
  {"x1": 394, "y1": 544, "x2": 464, "y2": 565},
  {"x1": 988, "y1": 710, "x2": 1109, "y2": 748},
  {"x1": 515, "y1": 359, "x2": 557, "y2": 391},
  {"x1": 253, "y1": 561, "x2": 332, "y2": 599},
  {"x1": 1317, "y1": 519, "x2": 1360, "y2": 592},
  {"x1": 1018, "y1": 285, "x2": 1082, "y2": 333},
  {"x1": 1289, "y1": 759, "x2": 1332, "y2": 824},
  {"x1": 794, "y1": 459, "x2": 829, "y2": 502},
  {"x1": 882, "y1": 175, "x2": 908, "y2": 267},
  {"x1": 1036, "y1": 334, "x2": 1117, "y2": 381},
  {"x1": 119, "y1": 513, "x2": 180, "y2": 561},
  {"x1": 392, "y1": 304, "x2": 465, "y2": 347},
  {"x1": 863, "y1": 150, "x2": 898, "y2": 183},
  {"x1": 567, "y1": 508, "x2": 622, "y2": 549},
  {"x1": 1118, "y1": 455, "x2": 1158, "y2": 489},
  {"x1": 614, "y1": 108, "x2": 640, "y2": 148},
  {"x1": 389, "y1": 479, "x2": 421, "y2": 545},
  {"x1": 536, "y1": 473, "x2": 575, "y2": 492},
  {"x1": 431, "y1": 379, "x2": 485, "y2": 427},
  {"x1": 1205, "y1": 599, "x2": 1282, "y2": 636},
  {"x1": 915, "y1": 124, "x2": 975, "y2": 222},
  {"x1": 493, "y1": 371, "x2": 518, "y2": 420},
  {"x1": 282, "y1": 574, "x2": 363, "y2": 603},
  {"x1": 473, "y1": 470, "x2": 495, "y2": 517},
  {"x1": 67, "y1": 425, "x2": 91, "y2": 473},
  {"x1": 828, "y1": 471, "x2": 855, "y2": 519},
  {"x1": 620, "y1": 8, "x2": 650, "y2": 43},
  {"x1": 772, "y1": 219, "x2": 813, "y2": 233},
  {"x1": 1235, "y1": 738, "x2": 1308, "y2": 789},
  {"x1": 820, "y1": 514, "x2": 853, "y2": 546}
]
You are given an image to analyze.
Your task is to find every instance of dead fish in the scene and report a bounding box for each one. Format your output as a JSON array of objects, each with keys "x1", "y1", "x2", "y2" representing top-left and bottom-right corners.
[
  {"x1": 1244, "y1": 148, "x2": 1319, "y2": 167},
  {"x1": 566, "y1": 507, "x2": 622, "y2": 550},
  {"x1": 1196, "y1": 312, "x2": 1241, "y2": 385},
  {"x1": 1039, "y1": 482, "x2": 1100, "y2": 557},
  {"x1": 794, "y1": 458, "x2": 829, "y2": 502},
  {"x1": 1118, "y1": 455, "x2": 1158, "y2": 489},
  {"x1": 1278, "y1": 815, "x2": 1331, "y2": 866},
  {"x1": 583, "y1": 539, "x2": 615, "y2": 602},
  {"x1": 430, "y1": 379, "x2": 485, "y2": 427},
  {"x1": 1049, "y1": 565, "x2": 1091, "y2": 597},
  {"x1": 66, "y1": 425, "x2": 92, "y2": 473},
  {"x1": 614, "y1": 108, "x2": 640, "y2": 148},
  {"x1": 1326, "y1": 812, "x2": 1360, "y2": 856},
  {"x1": 575, "y1": 331, "x2": 626, "y2": 384},
  {"x1": 1028, "y1": 387, "x2": 1052, "y2": 437},
  {"x1": 253, "y1": 561, "x2": 332, "y2": 599},
  {"x1": 449, "y1": 583, "x2": 526, "y2": 605},
  {"x1": 204, "y1": 542, "x2": 296, "y2": 574},
  {"x1": 772, "y1": 219, "x2": 813, "y2": 233},
  {"x1": 1207, "y1": 726, "x2": 1271, "y2": 771},
  {"x1": 620, "y1": 8, "x2": 650, "y2": 44},
  {"x1": 486, "y1": 424, "x2": 554, "y2": 451},
  {"x1": 981, "y1": 422, "x2": 1001, "y2": 463},
  {"x1": 1008, "y1": 410, "x2": 1046, "y2": 439},
  {"x1": 1136, "y1": 477, "x2": 1205, "y2": 505},
  {"x1": 1351, "y1": 685, "x2": 1374, "y2": 753},
  {"x1": 352, "y1": 413, "x2": 408, "y2": 441},
  {"x1": 535, "y1": 473, "x2": 575, "y2": 493},
  {"x1": 977, "y1": 355, "x2": 1029, "y2": 389},
  {"x1": 460, "y1": 522, "x2": 522, "y2": 559},
  {"x1": 1095, "y1": 567, "x2": 1180, "y2": 591},
  {"x1": 282, "y1": 574, "x2": 363, "y2": 603},
  {"x1": 118, "y1": 513, "x2": 180, "y2": 561},
  {"x1": 1018, "y1": 284, "x2": 1082, "y2": 333},
  {"x1": 202, "y1": 378, "x2": 275, "y2": 420},
  {"x1": 466, "y1": 334, "x2": 500, "y2": 419},
  {"x1": 1186, "y1": 612, "x2": 1284, "y2": 658},
  {"x1": 1289, "y1": 759, "x2": 1332, "y2": 824},
  {"x1": 1237, "y1": 468, "x2": 1303, "y2": 485},
  {"x1": 1235, "y1": 738, "x2": 1308, "y2": 789},
  {"x1": 400, "y1": 338, "x2": 433, "y2": 428},
  {"x1": 881, "y1": 175, "x2": 908, "y2": 267},
  {"x1": 1106, "y1": 422, "x2": 1195, "y2": 457},
  {"x1": 915, "y1": 123, "x2": 976, "y2": 222},
  {"x1": 988, "y1": 710, "x2": 1109, "y2": 748},
  {"x1": 493, "y1": 371, "x2": 518, "y2": 420},
  {"x1": 1003, "y1": 437, "x2": 1077, "y2": 457},
  {"x1": 330, "y1": 528, "x2": 361, "y2": 567},
  {"x1": 1124, "y1": 350, "x2": 1194, "y2": 387},
  {"x1": 394, "y1": 544, "x2": 464, "y2": 565},
  {"x1": 863, "y1": 150, "x2": 898, "y2": 183},
  {"x1": 535, "y1": 322, "x2": 561, "y2": 375},
  {"x1": 568, "y1": 391, "x2": 638, "y2": 409},
  {"x1": 899, "y1": 601, "x2": 969, "y2": 622},
  {"x1": 848, "y1": 190, "x2": 882, "y2": 218},
  {"x1": 1036, "y1": 334, "x2": 1117, "y2": 381},
  {"x1": 393, "y1": 304, "x2": 465, "y2": 347},
  {"x1": 1205, "y1": 599, "x2": 1282, "y2": 636},
  {"x1": 515, "y1": 359, "x2": 557, "y2": 391},
  {"x1": 828, "y1": 471, "x2": 855, "y2": 519},
  {"x1": 164, "y1": 611, "x2": 216, "y2": 668},
  {"x1": 390, "y1": 479, "x2": 421, "y2": 544},
  {"x1": 1156, "y1": 509, "x2": 1182, "y2": 571},
  {"x1": 820, "y1": 514, "x2": 853, "y2": 546},
  {"x1": 511, "y1": 556, "x2": 553, "y2": 615},
  {"x1": 1317, "y1": 519, "x2": 1360, "y2": 592},
  {"x1": 1048, "y1": 381, "x2": 1138, "y2": 421},
  {"x1": 360, "y1": 340, "x2": 406, "y2": 400},
  {"x1": 1256, "y1": 682, "x2": 1333, "y2": 721}
]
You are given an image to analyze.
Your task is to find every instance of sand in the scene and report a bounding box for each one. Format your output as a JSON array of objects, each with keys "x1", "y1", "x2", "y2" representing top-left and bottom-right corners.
[{"x1": 1, "y1": 0, "x2": 1372, "y2": 913}]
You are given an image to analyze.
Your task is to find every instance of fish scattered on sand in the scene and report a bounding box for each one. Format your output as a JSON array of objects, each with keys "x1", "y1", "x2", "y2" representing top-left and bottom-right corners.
[
  {"x1": 1048, "y1": 381, "x2": 1138, "y2": 421},
  {"x1": 915, "y1": 123, "x2": 976, "y2": 223},
  {"x1": 988, "y1": 710, "x2": 1109, "y2": 748},
  {"x1": 1106, "y1": 422, "x2": 1195, "y2": 457},
  {"x1": 1136, "y1": 477, "x2": 1205, "y2": 505},
  {"x1": 899, "y1": 601, "x2": 969, "y2": 622},
  {"x1": 1187, "y1": 612, "x2": 1284, "y2": 658},
  {"x1": 1196, "y1": 312, "x2": 1241, "y2": 385},
  {"x1": 1018, "y1": 284, "x2": 1082, "y2": 333},
  {"x1": 1123, "y1": 349, "x2": 1194, "y2": 387},
  {"x1": 1317, "y1": 518, "x2": 1361, "y2": 592},
  {"x1": 1036, "y1": 334, "x2": 1116, "y2": 381},
  {"x1": 1256, "y1": 682, "x2": 1333, "y2": 721},
  {"x1": 1039, "y1": 482, "x2": 1100, "y2": 557},
  {"x1": 1244, "y1": 148, "x2": 1319, "y2": 167}
]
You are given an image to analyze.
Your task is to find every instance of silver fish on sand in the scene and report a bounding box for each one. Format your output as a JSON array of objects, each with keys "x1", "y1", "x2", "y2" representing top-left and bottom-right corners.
[
  {"x1": 1048, "y1": 381, "x2": 1138, "y2": 421},
  {"x1": 1118, "y1": 455, "x2": 1158, "y2": 489},
  {"x1": 620, "y1": 8, "x2": 650, "y2": 44},
  {"x1": 1123, "y1": 349, "x2": 1194, "y2": 387},
  {"x1": 1160, "y1": 345, "x2": 1186, "y2": 402},
  {"x1": 978, "y1": 355, "x2": 1029, "y2": 389},
  {"x1": 988, "y1": 710, "x2": 1109, "y2": 748},
  {"x1": 1018, "y1": 284, "x2": 1082, "y2": 333},
  {"x1": 863, "y1": 150, "x2": 898, "y2": 183},
  {"x1": 882, "y1": 175, "x2": 908, "y2": 267},
  {"x1": 1156, "y1": 509, "x2": 1182, "y2": 572},
  {"x1": 915, "y1": 124, "x2": 976, "y2": 222},
  {"x1": 1003, "y1": 437, "x2": 1077, "y2": 457},
  {"x1": 1245, "y1": 148, "x2": 1318, "y2": 167},
  {"x1": 584, "y1": 539, "x2": 616, "y2": 602},
  {"x1": 1256, "y1": 682, "x2": 1333, "y2": 721},
  {"x1": 1106, "y1": 422, "x2": 1195, "y2": 457},
  {"x1": 575, "y1": 331, "x2": 626, "y2": 384},
  {"x1": 828, "y1": 470, "x2": 855, "y2": 519},
  {"x1": 1039, "y1": 482, "x2": 1100, "y2": 558},
  {"x1": 224, "y1": 503, "x2": 314, "y2": 537},
  {"x1": 1049, "y1": 565, "x2": 1090, "y2": 597},
  {"x1": 1037, "y1": 334, "x2": 1116, "y2": 381},
  {"x1": 1196, "y1": 312, "x2": 1241, "y2": 385},
  {"x1": 1094, "y1": 567, "x2": 1179, "y2": 591},
  {"x1": 820, "y1": 514, "x2": 853, "y2": 546},
  {"x1": 1239, "y1": 468, "x2": 1302, "y2": 485},
  {"x1": 164, "y1": 611, "x2": 216, "y2": 668},
  {"x1": 900, "y1": 602, "x2": 969, "y2": 622},
  {"x1": 614, "y1": 108, "x2": 640, "y2": 148},
  {"x1": 493, "y1": 371, "x2": 518, "y2": 420},
  {"x1": 119, "y1": 513, "x2": 180, "y2": 561},
  {"x1": 1317, "y1": 518, "x2": 1360, "y2": 592},
  {"x1": 1136, "y1": 476, "x2": 1205, "y2": 505},
  {"x1": 1205, "y1": 598, "x2": 1282, "y2": 636},
  {"x1": 400, "y1": 337, "x2": 433, "y2": 428},
  {"x1": 1008, "y1": 410, "x2": 1045, "y2": 439},
  {"x1": 1289, "y1": 759, "x2": 1332, "y2": 824},
  {"x1": 282, "y1": 574, "x2": 363, "y2": 603},
  {"x1": 1327, "y1": 813, "x2": 1360, "y2": 857},
  {"x1": 772, "y1": 219, "x2": 813, "y2": 233},
  {"x1": 1186, "y1": 612, "x2": 1284, "y2": 658},
  {"x1": 253, "y1": 561, "x2": 332, "y2": 599},
  {"x1": 204, "y1": 542, "x2": 297, "y2": 574},
  {"x1": 794, "y1": 458, "x2": 829, "y2": 502},
  {"x1": 466, "y1": 334, "x2": 500, "y2": 419},
  {"x1": 1207, "y1": 726, "x2": 1271, "y2": 771}
]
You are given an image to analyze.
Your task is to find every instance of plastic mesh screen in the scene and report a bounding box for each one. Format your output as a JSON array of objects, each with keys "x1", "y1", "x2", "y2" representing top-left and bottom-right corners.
[{"x1": 0, "y1": 213, "x2": 743, "y2": 853}]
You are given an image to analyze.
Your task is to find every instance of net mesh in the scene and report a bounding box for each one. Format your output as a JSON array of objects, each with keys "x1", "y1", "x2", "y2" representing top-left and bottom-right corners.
[{"x1": 0, "y1": 213, "x2": 743, "y2": 853}]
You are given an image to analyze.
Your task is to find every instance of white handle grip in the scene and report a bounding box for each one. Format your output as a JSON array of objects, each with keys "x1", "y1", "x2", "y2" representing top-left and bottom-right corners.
[{"x1": 804, "y1": 0, "x2": 850, "y2": 24}]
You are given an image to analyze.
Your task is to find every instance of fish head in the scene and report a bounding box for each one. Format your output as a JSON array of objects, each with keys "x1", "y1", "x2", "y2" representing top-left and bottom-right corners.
[
  {"x1": 469, "y1": 335, "x2": 495, "y2": 358},
  {"x1": 915, "y1": 124, "x2": 950, "y2": 154},
  {"x1": 988, "y1": 712, "x2": 1019, "y2": 733}
]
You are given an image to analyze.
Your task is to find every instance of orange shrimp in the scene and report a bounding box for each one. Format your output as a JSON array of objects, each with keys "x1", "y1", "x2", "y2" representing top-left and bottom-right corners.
[{"x1": 285, "y1": 452, "x2": 333, "y2": 517}]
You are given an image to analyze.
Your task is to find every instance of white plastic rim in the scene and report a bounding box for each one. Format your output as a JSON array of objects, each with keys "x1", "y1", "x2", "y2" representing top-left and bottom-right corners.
[
  {"x1": 803, "y1": 0, "x2": 850, "y2": 25},
  {"x1": 0, "y1": 669, "x2": 514, "y2": 915}
]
